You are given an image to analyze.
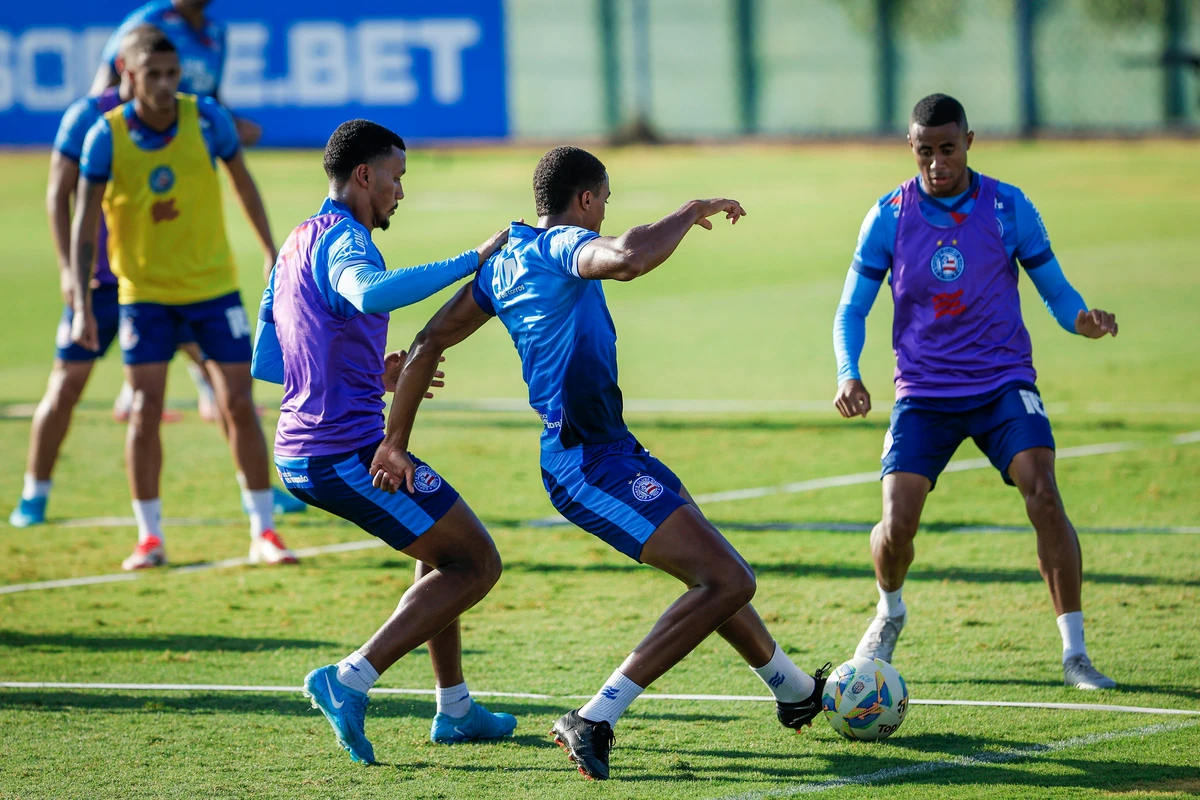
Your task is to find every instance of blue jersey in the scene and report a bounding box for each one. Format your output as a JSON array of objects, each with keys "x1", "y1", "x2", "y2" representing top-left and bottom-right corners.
[
  {"x1": 100, "y1": 1, "x2": 226, "y2": 98},
  {"x1": 472, "y1": 222, "x2": 631, "y2": 452},
  {"x1": 79, "y1": 96, "x2": 240, "y2": 183},
  {"x1": 852, "y1": 171, "x2": 1056, "y2": 281}
]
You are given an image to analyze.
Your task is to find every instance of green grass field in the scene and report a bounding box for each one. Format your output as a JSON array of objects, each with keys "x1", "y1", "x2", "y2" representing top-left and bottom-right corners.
[{"x1": 0, "y1": 142, "x2": 1198, "y2": 799}]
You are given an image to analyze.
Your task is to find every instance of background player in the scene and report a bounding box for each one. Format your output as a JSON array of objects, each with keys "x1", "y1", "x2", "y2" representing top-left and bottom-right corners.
[
  {"x1": 375, "y1": 146, "x2": 830, "y2": 781},
  {"x1": 69, "y1": 27, "x2": 292, "y2": 570},
  {"x1": 831, "y1": 94, "x2": 1119, "y2": 690},
  {"x1": 251, "y1": 119, "x2": 515, "y2": 762}
]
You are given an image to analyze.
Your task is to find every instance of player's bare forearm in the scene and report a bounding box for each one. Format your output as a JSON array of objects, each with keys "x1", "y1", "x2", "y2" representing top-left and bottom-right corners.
[
  {"x1": 46, "y1": 152, "x2": 79, "y2": 272},
  {"x1": 577, "y1": 198, "x2": 746, "y2": 281},
  {"x1": 69, "y1": 180, "x2": 105, "y2": 309}
]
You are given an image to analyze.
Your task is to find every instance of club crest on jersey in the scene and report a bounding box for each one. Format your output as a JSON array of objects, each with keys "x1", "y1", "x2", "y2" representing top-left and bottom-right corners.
[
  {"x1": 148, "y1": 166, "x2": 175, "y2": 194},
  {"x1": 632, "y1": 474, "x2": 664, "y2": 502},
  {"x1": 413, "y1": 465, "x2": 442, "y2": 493},
  {"x1": 930, "y1": 246, "x2": 964, "y2": 282}
]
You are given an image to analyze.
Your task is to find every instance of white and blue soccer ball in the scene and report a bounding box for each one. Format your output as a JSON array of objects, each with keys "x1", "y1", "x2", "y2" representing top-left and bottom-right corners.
[{"x1": 821, "y1": 656, "x2": 908, "y2": 741}]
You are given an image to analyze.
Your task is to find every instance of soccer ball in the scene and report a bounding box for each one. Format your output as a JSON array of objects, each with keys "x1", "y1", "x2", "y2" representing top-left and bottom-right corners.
[{"x1": 821, "y1": 656, "x2": 908, "y2": 741}]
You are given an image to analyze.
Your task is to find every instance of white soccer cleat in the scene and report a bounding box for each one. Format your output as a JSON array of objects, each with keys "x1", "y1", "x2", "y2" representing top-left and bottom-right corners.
[
  {"x1": 122, "y1": 536, "x2": 167, "y2": 571},
  {"x1": 854, "y1": 612, "x2": 906, "y2": 663},
  {"x1": 1063, "y1": 654, "x2": 1117, "y2": 690},
  {"x1": 249, "y1": 530, "x2": 299, "y2": 565}
]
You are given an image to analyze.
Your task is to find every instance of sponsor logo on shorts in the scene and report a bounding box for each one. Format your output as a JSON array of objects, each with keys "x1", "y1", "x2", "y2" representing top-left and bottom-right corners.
[
  {"x1": 930, "y1": 245, "x2": 965, "y2": 282},
  {"x1": 119, "y1": 317, "x2": 139, "y2": 351},
  {"x1": 413, "y1": 465, "x2": 442, "y2": 493},
  {"x1": 277, "y1": 469, "x2": 313, "y2": 489},
  {"x1": 148, "y1": 165, "x2": 175, "y2": 194},
  {"x1": 632, "y1": 474, "x2": 664, "y2": 502}
]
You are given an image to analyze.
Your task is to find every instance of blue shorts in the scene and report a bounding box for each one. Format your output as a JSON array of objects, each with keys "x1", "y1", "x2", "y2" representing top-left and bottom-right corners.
[
  {"x1": 56, "y1": 285, "x2": 120, "y2": 361},
  {"x1": 119, "y1": 291, "x2": 250, "y2": 365},
  {"x1": 882, "y1": 380, "x2": 1055, "y2": 489},
  {"x1": 275, "y1": 440, "x2": 460, "y2": 551},
  {"x1": 541, "y1": 434, "x2": 689, "y2": 562}
]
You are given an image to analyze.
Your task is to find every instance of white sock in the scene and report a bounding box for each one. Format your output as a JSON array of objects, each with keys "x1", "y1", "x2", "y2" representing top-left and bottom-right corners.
[
  {"x1": 1057, "y1": 611, "x2": 1087, "y2": 662},
  {"x1": 578, "y1": 668, "x2": 644, "y2": 727},
  {"x1": 186, "y1": 362, "x2": 216, "y2": 404},
  {"x1": 22, "y1": 473, "x2": 51, "y2": 501},
  {"x1": 436, "y1": 681, "x2": 473, "y2": 718},
  {"x1": 114, "y1": 381, "x2": 134, "y2": 415},
  {"x1": 335, "y1": 651, "x2": 379, "y2": 695},
  {"x1": 131, "y1": 498, "x2": 163, "y2": 543},
  {"x1": 751, "y1": 642, "x2": 816, "y2": 702},
  {"x1": 877, "y1": 583, "x2": 906, "y2": 618},
  {"x1": 242, "y1": 487, "x2": 275, "y2": 539}
]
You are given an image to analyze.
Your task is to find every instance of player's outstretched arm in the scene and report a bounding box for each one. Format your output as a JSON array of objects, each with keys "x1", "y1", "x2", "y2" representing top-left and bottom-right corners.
[
  {"x1": 576, "y1": 198, "x2": 746, "y2": 281},
  {"x1": 223, "y1": 153, "x2": 277, "y2": 281},
  {"x1": 370, "y1": 285, "x2": 493, "y2": 493},
  {"x1": 47, "y1": 152, "x2": 80, "y2": 305},
  {"x1": 68, "y1": 179, "x2": 106, "y2": 351}
]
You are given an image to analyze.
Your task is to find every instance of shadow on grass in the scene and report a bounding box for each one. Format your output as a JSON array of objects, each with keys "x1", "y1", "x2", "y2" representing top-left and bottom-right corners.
[{"x1": 0, "y1": 630, "x2": 338, "y2": 652}]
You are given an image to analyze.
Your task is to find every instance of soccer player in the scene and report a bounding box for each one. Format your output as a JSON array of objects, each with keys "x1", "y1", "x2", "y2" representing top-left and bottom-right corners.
[
  {"x1": 832, "y1": 94, "x2": 1119, "y2": 690},
  {"x1": 375, "y1": 146, "x2": 831, "y2": 781},
  {"x1": 69, "y1": 26, "x2": 295, "y2": 569},
  {"x1": 251, "y1": 119, "x2": 516, "y2": 762}
]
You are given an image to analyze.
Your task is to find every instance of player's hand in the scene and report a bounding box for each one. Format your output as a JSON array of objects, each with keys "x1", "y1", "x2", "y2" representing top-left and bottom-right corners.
[
  {"x1": 1074, "y1": 308, "x2": 1118, "y2": 339},
  {"x1": 690, "y1": 199, "x2": 747, "y2": 230},
  {"x1": 382, "y1": 351, "x2": 445, "y2": 396},
  {"x1": 235, "y1": 117, "x2": 263, "y2": 148},
  {"x1": 70, "y1": 305, "x2": 99, "y2": 352},
  {"x1": 834, "y1": 378, "x2": 872, "y2": 419},
  {"x1": 476, "y1": 225, "x2": 512, "y2": 266},
  {"x1": 369, "y1": 441, "x2": 416, "y2": 494}
]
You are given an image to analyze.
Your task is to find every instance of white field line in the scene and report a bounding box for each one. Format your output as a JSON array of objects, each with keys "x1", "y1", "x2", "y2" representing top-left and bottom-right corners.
[
  {"x1": 716, "y1": 719, "x2": 1200, "y2": 800},
  {"x1": 1, "y1": 682, "x2": 1197, "y2": 718},
  {"x1": 4, "y1": 432, "x2": 1194, "y2": 596}
]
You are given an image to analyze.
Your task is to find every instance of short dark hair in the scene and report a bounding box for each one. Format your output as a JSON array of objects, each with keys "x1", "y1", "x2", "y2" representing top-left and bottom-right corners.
[
  {"x1": 323, "y1": 119, "x2": 406, "y2": 184},
  {"x1": 911, "y1": 93, "x2": 968, "y2": 130},
  {"x1": 533, "y1": 146, "x2": 607, "y2": 216},
  {"x1": 119, "y1": 23, "x2": 177, "y2": 64}
]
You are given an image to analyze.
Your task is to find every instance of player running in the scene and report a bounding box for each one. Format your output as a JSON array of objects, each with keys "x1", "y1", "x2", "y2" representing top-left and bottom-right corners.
[
  {"x1": 69, "y1": 26, "x2": 294, "y2": 569},
  {"x1": 832, "y1": 94, "x2": 1119, "y2": 690},
  {"x1": 376, "y1": 146, "x2": 831, "y2": 781},
  {"x1": 250, "y1": 119, "x2": 516, "y2": 762}
]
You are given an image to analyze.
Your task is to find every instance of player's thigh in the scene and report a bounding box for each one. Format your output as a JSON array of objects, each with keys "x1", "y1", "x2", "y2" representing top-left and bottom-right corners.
[
  {"x1": 402, "y1": 498, "x2": 500, "y2": 576},
  {"x1": 48, "y1": 359, "x2": 97, "y2": 402},
  {"x1": 881, "y1": 471, "x2": 933, "y2": 537},
  {"x1": 969, "y1": 383, "x2": 1055, "y2": 486},
  {"x1": 182, "y1": 292, "x2": 253, "y2": 364},
  {"x1": 882, "y1": 401, "x2": 967, "y2": 491},
  {"x1": 1006, "y1": 447, "x2": 1060, "y2": 499},
  {"x1": 124, "y1": 362, "x2": 171, "y2": 406},
  {"x1": 205, "y1": 359, "x2": 254, "y2": 406},
  {"x1": 639, "y1": 503, "x2": 755, "y2": 589}
]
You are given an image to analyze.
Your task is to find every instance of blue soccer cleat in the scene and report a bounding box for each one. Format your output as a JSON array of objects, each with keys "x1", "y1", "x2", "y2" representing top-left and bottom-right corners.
[
  {"x1": 431, "y1": 699, "x2": 518, "y2": 744},
  {"x1": 303, "y1": 665, "x2": 375, "y2": 764},
  {"x1": 9, "y1": 497, "x2": 47, "y2": 528}
]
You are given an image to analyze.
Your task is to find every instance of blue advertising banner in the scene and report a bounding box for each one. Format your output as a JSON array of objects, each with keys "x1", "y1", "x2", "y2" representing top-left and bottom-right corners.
[{"x1": 0, "y1": 0, "x2": 507, "y2": 146}]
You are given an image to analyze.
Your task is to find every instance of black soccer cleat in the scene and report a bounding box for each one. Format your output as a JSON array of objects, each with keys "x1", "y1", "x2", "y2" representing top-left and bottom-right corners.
[
  {"x1": 551, "y1": 709, "x2": 615, "y2": 781},
  {"x1": 776, "y1": 662, "x2": 833, "y2": 732}
]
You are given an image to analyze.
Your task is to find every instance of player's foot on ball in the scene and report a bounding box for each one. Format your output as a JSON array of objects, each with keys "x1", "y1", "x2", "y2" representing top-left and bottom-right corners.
[
  {"x1": 551, "y1": 709, "x2": 614, "y2": 781},
  {"x1": 776, "y1": 662, "x2": 833, "y2": 731},
  {"x1": 122, "y1": 536, "x2": 166, "y2": 571},
  {"x1": 248, "y1": 530, "x2": 299, "y2": 565},
  {"x1": 272, "y1": 487, "x2": 308, "y2": 515},
  {"x1": 1063, "y1": 654, "x2": 1117, "y2": 690},
  {"x1": 8, "y1": 497, "x2": 47, "y2": 528},
  {"x1": 855, "y1": 612, "x2": 906, "y2": 663},
  {"x1": 430, "y1": 699, "x2": 518, "y2": 743},
  {"x1": 303, "y1": 665, "x2": 375, "y2": 764}
]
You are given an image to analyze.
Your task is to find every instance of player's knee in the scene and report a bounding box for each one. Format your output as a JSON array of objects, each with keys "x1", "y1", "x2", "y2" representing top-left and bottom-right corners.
[
  {"x1": 474, "y1": 541, "x2": 503, "y2": 590},
  {"x1": 715, "y1": 561, "x2": 757, "y2": 612},
  {"x1": 129, "y1": 391, "x2": 164, "y2": 429},
  {"x1": 1024, "y1": 484, "x2": 1063, "y2": 524},
  {"x1": 44, "y1": 368, "x2": 87, "y2": 411},
  {"x1": 880, "y1": 516, "x2": 919, "y2": 548},
  {"x1": 221, "y1": 388, "x2": 258, "y2": 427}
]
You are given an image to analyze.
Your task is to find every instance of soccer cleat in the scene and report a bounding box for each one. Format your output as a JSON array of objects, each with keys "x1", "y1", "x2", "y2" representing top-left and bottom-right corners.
[
  {"x1": 9, "y1": 497, "x2": 47, "y2": 528},
  {"x1": 303, "y1": 665, "x2": 375, "y2": 763},
  {"x1": 122, "y1": 536, "x2": 166, "y2": 571},
  {"x1": 551, "y1": 709, "x2": 614, "y2": 781},
  {"x1": 430, "y1": 699, "x2": 518, "y2": 744},
  {"x1": 776, "y1": 662, "x2": 833, "y2": 731},
  {"x1": 248, "y1": 530, "x2": 299, "y2": 565},
  {"x1": 1064, "y1": 654, "x2": 1117, "y2": 690},
  {"x1": 854, "y1": 612, "x2": 906, "y2": 663}
]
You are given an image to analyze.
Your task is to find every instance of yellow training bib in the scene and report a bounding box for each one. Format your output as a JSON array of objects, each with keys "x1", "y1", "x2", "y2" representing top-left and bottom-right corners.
[{"x1": 103, "y1": 94, "x2": 237, "y2": 305}]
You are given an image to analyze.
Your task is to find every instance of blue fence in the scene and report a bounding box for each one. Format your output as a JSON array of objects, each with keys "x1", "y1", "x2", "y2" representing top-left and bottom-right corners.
[{"x1": 0, "y1": 0, "x2": 508, "y2": 146}]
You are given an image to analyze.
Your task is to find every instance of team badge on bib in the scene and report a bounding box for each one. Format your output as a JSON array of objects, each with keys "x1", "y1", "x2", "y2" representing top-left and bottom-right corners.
[
  {"x1": 930, "y1": 246, "x2": 965, "y2": 282},
  {"x1": 148, "y1": 166, "x2": 175, "y2": 194},
  {"x1": 413, "y1": 465, "x2": 443, "y2": 493},
  {"x1": 632, "y1": 474, "x2": 664, "y2": 502},
  {"x1": 119, "y1": 317, "x2": 139, "y2": 351}
]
